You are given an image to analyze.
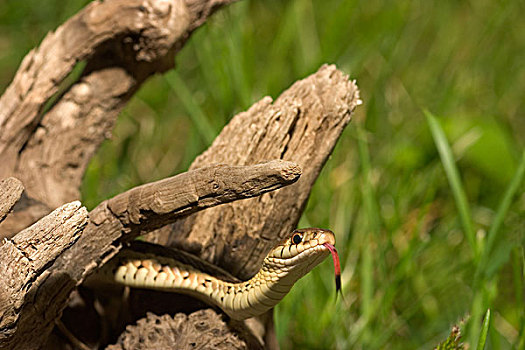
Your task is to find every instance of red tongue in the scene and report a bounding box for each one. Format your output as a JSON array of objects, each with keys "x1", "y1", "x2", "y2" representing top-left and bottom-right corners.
[{"x1": 323, "y1": 243, "x2": 341, "y2": 294}]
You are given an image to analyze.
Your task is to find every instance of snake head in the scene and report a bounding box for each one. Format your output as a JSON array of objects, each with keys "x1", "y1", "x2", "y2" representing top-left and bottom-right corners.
[
  {"x1": 225, "y1": 228, "x2": 338, "y2": 320},
  {"x1": 264, "y1": 228, "x2": 336, "y2": 284}
]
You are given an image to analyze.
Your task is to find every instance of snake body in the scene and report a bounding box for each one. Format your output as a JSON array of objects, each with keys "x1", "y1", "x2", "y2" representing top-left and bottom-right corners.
[{"x1": 101, "y1": 228, "x2": 336, "y2": 320}]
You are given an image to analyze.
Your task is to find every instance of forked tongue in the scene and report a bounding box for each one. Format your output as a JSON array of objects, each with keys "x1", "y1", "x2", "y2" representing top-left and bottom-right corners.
[{"x1": 323, "y1": 243, "x2": 341, "y2": 296}]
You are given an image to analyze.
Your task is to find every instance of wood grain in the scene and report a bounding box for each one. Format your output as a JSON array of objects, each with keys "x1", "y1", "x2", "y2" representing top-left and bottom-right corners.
[
  {"x1": 0, "y1": 177, "x2": 24, "y2": 224},
  {"x1": 0, "y1": 201, "x2": 88, "y2": 350}
]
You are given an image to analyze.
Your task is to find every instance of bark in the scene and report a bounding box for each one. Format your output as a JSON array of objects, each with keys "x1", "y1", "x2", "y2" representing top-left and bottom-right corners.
[
  {"x1": 0, "y1": 201, "x2": 88, "y2": 350},
  {"x1": 106, "y1": 311, "x2": 254, "y2": 350},
  {"x1": 0, "y1": 178, "x2": 24, "y2": 224}
]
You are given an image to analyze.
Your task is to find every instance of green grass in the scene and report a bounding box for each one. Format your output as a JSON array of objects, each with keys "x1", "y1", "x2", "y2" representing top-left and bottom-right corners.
[
  {"x1": 477, "y1": 309, "x2": 491, "y2": 350},
  {"x1": 426, "y1": 111, "x2": 477, "y2": 258},
  {"x1": 1, "y1": 0, "x2": 524, "y2": 349}
]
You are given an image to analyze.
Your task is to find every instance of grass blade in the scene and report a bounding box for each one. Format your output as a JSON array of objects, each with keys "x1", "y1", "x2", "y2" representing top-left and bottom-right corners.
[
  {"x1": 355, "y1": 126, "x2": 385, "y2": 345},
  {"x1": 425, "y1": 111, "x2": 477, "y2": 257},
  {"x1": 476, "y1": 309, "x2": 491, "y2": 350},
  {"x1": 356, "y1": 127, "x2": 377, "y2": 323},
  {"x1": 479, "y1": 150, "x2": 525, "y2": 276}
]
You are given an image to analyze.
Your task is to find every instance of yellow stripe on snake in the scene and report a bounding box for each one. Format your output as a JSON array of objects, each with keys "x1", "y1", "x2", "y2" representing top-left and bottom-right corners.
[{"x1": 99, "y1": 228, "x2": 340, "y2": 320}]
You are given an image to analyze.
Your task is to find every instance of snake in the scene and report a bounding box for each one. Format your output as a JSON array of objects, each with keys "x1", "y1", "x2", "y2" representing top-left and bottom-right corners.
[{"x1": 98, "y1": 228, "x2": 341, "y2": 320}]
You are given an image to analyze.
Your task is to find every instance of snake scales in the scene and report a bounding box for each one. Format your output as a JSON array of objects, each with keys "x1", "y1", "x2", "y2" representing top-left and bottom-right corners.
[{"x1": 98, "y1": 228, "x2": 340, "y2": 320}]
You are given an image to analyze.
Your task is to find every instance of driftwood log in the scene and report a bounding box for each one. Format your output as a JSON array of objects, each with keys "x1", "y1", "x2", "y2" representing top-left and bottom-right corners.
[{"x1": 0, "y1": 0, "x2": 361, "y2": 349}]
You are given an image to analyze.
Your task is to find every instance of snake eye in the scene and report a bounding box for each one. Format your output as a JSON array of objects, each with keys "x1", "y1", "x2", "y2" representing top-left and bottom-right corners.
[{"x1": 292, "y1": 233, "x2": 302, "y2": 245}]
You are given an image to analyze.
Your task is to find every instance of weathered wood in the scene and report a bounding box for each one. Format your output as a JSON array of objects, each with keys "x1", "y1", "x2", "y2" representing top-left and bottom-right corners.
[
  {"x1": 160, "y1": 64, "x2": 361, "y2": 280},
  {"x1": 106, "y1": 311, "x2": 256, "y2": 350},
  {"x1": 106, "y1": 160, "x2": 301, "y2": 236},
  {"x1": 52, "y1": 161, "x2": 301, "y2": 284},
  {"x1": 0, "y1": 162, "x2": 297, "y2": 349},
  {"x1": 0, "y1": 0, "x2": 361, "y2": 348},
  {"x1": 0, "y1": 201, "x2": 88, "y2": 350},
  {"x1": 0, "y1": 0, "x2": 237, "y2": 237},
  {"x1": 0, "y1": 177, "x2": 24, "y2": 224}
]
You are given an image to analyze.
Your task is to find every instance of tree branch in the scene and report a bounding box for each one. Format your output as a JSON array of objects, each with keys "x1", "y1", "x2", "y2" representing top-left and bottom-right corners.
[
  {"x1": 106, "y1": 160, "x2": 301, "y2": 236},
  {"x1": 0, "y1": 0, "x2": 237, "y2": 236}
]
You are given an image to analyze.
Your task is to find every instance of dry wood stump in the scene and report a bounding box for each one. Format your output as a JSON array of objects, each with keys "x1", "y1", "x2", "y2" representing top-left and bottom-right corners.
[{"x1": 0, "y1": 1, "x2": 361, "y2": 349}]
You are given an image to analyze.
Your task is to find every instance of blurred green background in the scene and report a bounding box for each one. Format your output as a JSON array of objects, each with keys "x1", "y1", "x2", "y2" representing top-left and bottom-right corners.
[{"x1": 1, "y1": 0, "x2": 524, "y2": 349}]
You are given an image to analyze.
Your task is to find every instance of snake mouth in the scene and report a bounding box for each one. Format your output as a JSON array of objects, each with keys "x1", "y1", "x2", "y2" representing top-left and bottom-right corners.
[{"x1": 271, "y1": 243, "x2": 329, "y2": 265}]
